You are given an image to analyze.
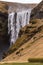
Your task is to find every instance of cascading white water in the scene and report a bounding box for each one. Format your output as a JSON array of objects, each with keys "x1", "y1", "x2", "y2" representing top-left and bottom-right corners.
[
  {"x1": 8, "y1": 9, "x2": 32, "y2": 46},
  {"x1": 8, "y1": 13, "x2": 17, "y2": 46}
]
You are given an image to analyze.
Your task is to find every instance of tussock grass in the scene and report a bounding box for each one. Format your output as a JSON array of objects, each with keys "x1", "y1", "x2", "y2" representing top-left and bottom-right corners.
[{"x1": 28, "y1": 58, "x2": 43, "y2": 63}]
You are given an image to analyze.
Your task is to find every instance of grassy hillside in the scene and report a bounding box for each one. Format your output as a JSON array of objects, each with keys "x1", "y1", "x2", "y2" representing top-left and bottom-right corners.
[
  {"x1": 0, "y1": 63, "x2": 43, "y2": 65},
  {"x1": 7, "y1": 19, "x2": 43, "y2": 54},
  {"x1": 2, "y1": 19, "x2": 43, "y2": 62}
]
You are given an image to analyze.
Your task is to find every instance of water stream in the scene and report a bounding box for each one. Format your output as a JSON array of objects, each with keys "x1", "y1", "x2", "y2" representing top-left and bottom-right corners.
[{"x1": 8, "y1": 9, "x2": 32, "y2": 46}]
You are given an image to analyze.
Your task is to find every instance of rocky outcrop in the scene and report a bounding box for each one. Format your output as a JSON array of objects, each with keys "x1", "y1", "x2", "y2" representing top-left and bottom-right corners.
[
  {"x1": 30, "y1": 1, "x2": 43, "y2": 20},
  {"x1": 0, "y1": 3, "x2": 9, "y2": 45}
]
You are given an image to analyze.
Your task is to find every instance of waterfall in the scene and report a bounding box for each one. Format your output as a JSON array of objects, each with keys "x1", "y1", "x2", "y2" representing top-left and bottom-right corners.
[
  {"x1": 8, "y1": 12, "x2": 17, "y2": 45},
  {"x1": 8, "y1": 9, "x2": 32, "y2": 46}
]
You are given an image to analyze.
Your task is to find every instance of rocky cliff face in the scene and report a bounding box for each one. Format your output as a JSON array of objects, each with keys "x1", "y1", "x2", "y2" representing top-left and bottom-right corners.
[
  {"x1": 30, "y1": 1, "x2": 43, "y2": 20},
  {"x1": 0, "y1": 3, "x2": 9, "y2": 45},
  {"x1": 0, "y1": 1, "x2": 37, "y2": 60},
  {"x1": 0, "y1": 1, "x2": 37, "y2": 45},
  {"x1": 0, "y1": 3, "x2": 10, "y2": 60},
  {"x1": 3, "y1": 1, "x2": 43, "y2": 59}
]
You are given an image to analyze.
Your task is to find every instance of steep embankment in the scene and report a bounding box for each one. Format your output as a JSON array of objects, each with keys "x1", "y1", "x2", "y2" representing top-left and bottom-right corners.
[
  {"x1": 7, "y1": 19, "x2": 43, "y2": 53},
  {"x1": 2, "y1": 19, "x2": 43, "y2": 62},
  {"x1": 2, "y1": 36, "x2": 43, "y2": 62}
]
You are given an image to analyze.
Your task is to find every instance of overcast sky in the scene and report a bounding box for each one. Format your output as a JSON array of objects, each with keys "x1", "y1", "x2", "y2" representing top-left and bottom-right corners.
[{"x1": 0, "y1": 0, "x2": 42, "y2": 3}]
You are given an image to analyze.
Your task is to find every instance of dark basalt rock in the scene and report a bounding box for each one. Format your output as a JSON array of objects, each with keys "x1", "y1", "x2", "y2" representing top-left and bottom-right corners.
[
  {"x1": 0, "y1": 3, "x2": 9, "y2": 46},
  {"x1": 30, "y1": 1, "x2": 43, "y2": 20}
]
